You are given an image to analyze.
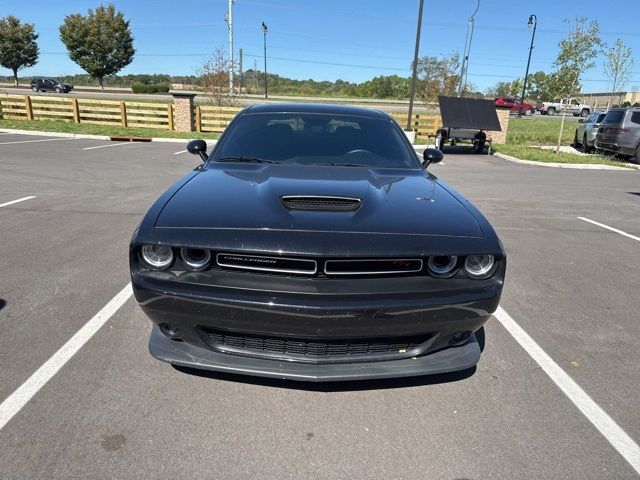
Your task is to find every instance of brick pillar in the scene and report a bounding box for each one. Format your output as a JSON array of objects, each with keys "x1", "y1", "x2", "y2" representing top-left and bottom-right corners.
[
  {"x1": 170, "y1": 90, "x2": 197, "y2": 132},
  {"x1": 488, "y1": 107, "x2": 510, "y2": 144}
]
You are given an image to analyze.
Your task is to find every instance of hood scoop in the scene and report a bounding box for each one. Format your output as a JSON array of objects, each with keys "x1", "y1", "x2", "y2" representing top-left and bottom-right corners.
[{"x1": 281, "y1": 195, "x2": 362, "y2": 212}]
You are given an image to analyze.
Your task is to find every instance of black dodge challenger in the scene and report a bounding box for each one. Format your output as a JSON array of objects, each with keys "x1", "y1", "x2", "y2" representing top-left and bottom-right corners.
[{"x1": 130, "y1": 103, "x2": 505, "y2": 381}]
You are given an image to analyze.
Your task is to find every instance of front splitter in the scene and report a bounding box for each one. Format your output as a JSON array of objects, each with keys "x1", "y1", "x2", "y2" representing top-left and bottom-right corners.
[{"x1": 149, "y1": 324, "x2": 481, "y2": 382}]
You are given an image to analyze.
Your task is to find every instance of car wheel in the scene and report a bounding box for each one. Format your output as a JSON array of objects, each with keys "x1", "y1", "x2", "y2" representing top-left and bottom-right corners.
[
  {"x1": 31, "y1": 85, "x2": 38, "y2": 92},
  {"x1": 580, "y1": 109, "x2": 589, "y2": 117},
  {"x1": 547, "y1": 107, "x2": 555, "y2": 116},
  {"x1": 54, "y1": 87, "x2": 62, "y2": 93},
  {"x1": 524, "y1": 109, "x2": 532, "y2": 116},
  {"x1": 473, "y1": 141, "x2": 485, "y2": 154},
  {"x1": 634, "y1": 145, "x2": 640, "y2": 164}
]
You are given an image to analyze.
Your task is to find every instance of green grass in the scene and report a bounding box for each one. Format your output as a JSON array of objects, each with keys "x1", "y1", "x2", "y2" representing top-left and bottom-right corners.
[
  {"x1": 493, "y1": 143, "x2": 632, "y2": 168},
  {"x1": 0, "y1": 118, "x2": 219, "y2": 140},
  {"x1": 507, "y1": 117, "x2": 580, "y2": 145}
]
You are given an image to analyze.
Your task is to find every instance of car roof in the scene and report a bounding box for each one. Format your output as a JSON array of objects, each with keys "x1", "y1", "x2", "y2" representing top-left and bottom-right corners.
[{"x1": 241, "y1": 103, "x2": 390, "y2": 119}]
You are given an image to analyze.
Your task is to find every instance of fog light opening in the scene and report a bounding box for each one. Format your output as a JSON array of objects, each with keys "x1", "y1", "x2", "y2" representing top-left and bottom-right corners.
[
  {"x1": 160, "y1": 323, "x2": 183, "y2": 341},
  {"x1": 449, "y1": 331, "x2": 471, "y2": 345},
  {"x1": 427, "y1": 255, "x2": 458, "y2": 278}
]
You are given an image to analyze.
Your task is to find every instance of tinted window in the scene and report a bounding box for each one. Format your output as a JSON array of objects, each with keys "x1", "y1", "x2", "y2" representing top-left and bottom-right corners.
[
  {"x1": 602, "y1": 110, "x2": 625, "y2": 124},
  {"x1": 631, "y1": 112, "x2": 640, "y2": 125},
  {"x1": 596, "y1": 113, "x2": 606, "y2": 123},
  {"x1": 212, "y1": 113, "x2": 419, "y2": 169}
]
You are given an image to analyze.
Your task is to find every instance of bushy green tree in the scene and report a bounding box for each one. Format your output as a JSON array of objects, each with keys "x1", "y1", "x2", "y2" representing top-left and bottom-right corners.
[
  {"x1": 0, "y1": 16, "x2": 39, "y2": 86},
  {"x1": 59, "y1": 4, "x2": 134, "y2": 90},
  {"x1": 416, "y1": 53, "x2": 461, "y2": 102},
  {"x1": 553, "y1": 17, "x2": 602, "y2": 97}
]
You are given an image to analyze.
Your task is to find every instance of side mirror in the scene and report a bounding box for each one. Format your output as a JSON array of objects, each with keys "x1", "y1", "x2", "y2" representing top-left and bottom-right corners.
[
  {"x1": 422, "y1": 148, "x2": 444, "y2": 168},
  {"x1": 186, "y1": 139, "x2": 208, "y2": 161}
]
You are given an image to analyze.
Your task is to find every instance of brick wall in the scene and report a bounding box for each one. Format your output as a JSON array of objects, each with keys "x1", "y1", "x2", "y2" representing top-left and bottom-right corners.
[{"x1": 488, "y1": 107, "x2": 510, "y2": 144}]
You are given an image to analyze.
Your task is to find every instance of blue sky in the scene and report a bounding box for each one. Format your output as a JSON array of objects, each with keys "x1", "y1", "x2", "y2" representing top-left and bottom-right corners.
[{"x1": 4, "y1": 0, "x2": 640, "y2": 93}]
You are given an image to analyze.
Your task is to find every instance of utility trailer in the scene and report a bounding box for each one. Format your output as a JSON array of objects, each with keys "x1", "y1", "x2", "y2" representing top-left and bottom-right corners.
[{"x1": 435, "y1": 96, "x2": 502, "y2": 154}]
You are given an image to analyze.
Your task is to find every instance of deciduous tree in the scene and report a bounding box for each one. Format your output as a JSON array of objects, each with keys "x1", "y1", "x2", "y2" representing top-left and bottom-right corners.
[
  {"x1": 603, "y1": 38, "x2": 633, "y2": 96},
  {"x1": 59, "y1": 4, "x2": 134, "y2": 90},
  {"x1": 0, "y1": 16, "x2": 39, "y2": 86},
  {"x1": 416, "y1": 53, "x2": 461, "y2": 103},
  {"x1": 553, "y1": 17, "x2": 602, "y2": 97}
]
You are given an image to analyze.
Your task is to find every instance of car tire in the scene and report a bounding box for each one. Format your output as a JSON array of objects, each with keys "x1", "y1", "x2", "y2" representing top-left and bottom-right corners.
[
  {"x1": 634, "y1": 145, "x2": 640, "y2": 164},
  {"x1": 31, "y1": 85, "x2": 38, "y2": 92},
  {"x1": 524, "y1": 109, "x2": 532, "y2": 116},
  {"x1": 54, "y1": 87, "x2": 62, "y2": 93},
  {"x1": 580, "y1": 109, "x2": 589, "y2": 117},
  {"x1": 547, "y1": 107, "x2": 555, "y2": 116}
]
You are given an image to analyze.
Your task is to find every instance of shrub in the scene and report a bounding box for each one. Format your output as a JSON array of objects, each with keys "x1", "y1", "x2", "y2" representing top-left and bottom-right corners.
[{"x1": 131, "y1": 82, "x2": 170, "y2": 94}]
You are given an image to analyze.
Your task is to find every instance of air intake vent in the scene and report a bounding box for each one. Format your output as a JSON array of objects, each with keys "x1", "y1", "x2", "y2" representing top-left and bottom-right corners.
[{"x1": 281, "y1": 195, "x2": 361, "y2": 211}]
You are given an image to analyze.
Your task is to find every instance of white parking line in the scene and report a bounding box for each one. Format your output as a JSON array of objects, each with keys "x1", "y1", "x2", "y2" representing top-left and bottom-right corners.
[
  {"x1": 0, "y1": 283, "x2": 133, "y2": 431},
  {"x1": 0, "y1": 138, "x2": 74, "y2": 145},
  {"x1": 578, "y1": 217, "x2": 640, "y2": 243},
  {"x1": 0, "y1": 196, "x2": 37, "y2": 208},
  {"x1": 82, "y1": 142, "x2": 131, "y2": 151},
  {"x1": 495, "y1": 306, "x2": 640, "y2": 474},
  {"x1": 173, "y1": 149, "x2": 188, "y2": 155}
]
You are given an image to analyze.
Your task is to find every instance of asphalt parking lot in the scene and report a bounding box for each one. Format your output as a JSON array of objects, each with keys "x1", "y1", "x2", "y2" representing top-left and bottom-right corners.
[{"x1": 1, "y1": 132, "x2": 639, "y2": 479}]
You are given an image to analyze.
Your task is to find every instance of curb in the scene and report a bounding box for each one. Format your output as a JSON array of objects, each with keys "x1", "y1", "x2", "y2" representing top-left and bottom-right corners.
[
  {"x1": 493, "y1": 152, "x2": 638, "y2": 171},
  {"x1": 0, "y1": 128, "x2": 217, "y2": 145}
]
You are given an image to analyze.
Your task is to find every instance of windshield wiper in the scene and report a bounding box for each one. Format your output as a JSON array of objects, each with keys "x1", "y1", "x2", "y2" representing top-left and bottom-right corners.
[
  {"x1": 215, "y1": 156, "x2": 282, "y2": 164},
  {"x1": 323, "y1": 162, "x2": 369, "y2": 167}
]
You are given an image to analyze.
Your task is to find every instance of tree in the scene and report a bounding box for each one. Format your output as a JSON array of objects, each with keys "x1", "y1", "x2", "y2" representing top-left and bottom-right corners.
[
  {"x1": 527, "y1": 71, "x2": 556, "y2": 101},
  {"x1": 59, "y1": 4, "x2": 134, "y2": 90},
  {"x1": 0, "y1": 16, "x2": 39, "y2": 86},
  {"x1": 603, "y1": 38, "x2": 634, "y2": 95},
  {"x1": 201, "y1": 49, "x2": 237, "y2": 106},
  {"x1": 553, "y1": 17, "x2": 602, "y2": 97},
  {"x1": 416, "y1": 53, "x2": 461, "y2": 103}
]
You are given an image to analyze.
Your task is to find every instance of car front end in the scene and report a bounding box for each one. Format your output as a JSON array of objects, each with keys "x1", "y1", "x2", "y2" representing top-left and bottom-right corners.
[{"x1": 130, "y1": 104, "x2": 506, "y2": 381}]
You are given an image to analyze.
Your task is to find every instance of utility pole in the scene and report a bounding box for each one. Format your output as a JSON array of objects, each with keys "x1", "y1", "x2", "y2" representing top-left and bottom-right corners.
[
  {"x1": 225, "y1": 0, "x2": 235, "y2": 95},
  {"x1": 457, "y1": 0, "x2": 480, "y2": 96},
  {"x1": 406, "y1": 0, "x2": 424, "y2": 132},
  {"x1": 239, "y1": 48, "x2": 244, "y2": 92},
  {"x1": 261, "y1": 22, "x2": 268, "y2": 98},
  {"x1": 518, "y1": 14, "x2": 537, "y2": 117}
]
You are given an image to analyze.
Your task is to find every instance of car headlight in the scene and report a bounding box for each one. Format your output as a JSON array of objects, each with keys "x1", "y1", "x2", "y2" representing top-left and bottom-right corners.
[
  {"x1": 464, "y1": 254, "x2": 496, "y2": 279},
  {"x1": 140, "y1": 244, "x2": 174, "y2": 269},
  {"x1": 180, "y1": 248, "x2": 211, "y2": 271},
  {"x1": 427, "y1": 255, "x2": 458, "y2": 278}
]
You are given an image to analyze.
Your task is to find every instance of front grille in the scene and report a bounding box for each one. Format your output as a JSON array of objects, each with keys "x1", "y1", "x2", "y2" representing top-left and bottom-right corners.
[
  {"x1": 201, "y1": 328, "x2": 432, "y2": 360},
  {"x1": 216, "y1": 253, "x2": 317, "y2": 275},
  {"x1": 324, "y1": 258, "x2": 423, "y2": 275},
  {"x1": 281, "y1": 195, "x2": 361, "y2": 211}
]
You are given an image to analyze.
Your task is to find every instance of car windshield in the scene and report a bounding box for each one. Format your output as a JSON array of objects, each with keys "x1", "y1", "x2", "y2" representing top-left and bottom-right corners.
[{"x1": 211, "y1": 112, "x2": 420, "y2": 169}]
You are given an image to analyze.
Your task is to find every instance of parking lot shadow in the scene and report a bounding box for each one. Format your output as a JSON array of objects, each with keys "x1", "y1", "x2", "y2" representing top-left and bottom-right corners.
[
  {"x1": 172, "y1": 328, "x2": 485, "y2": 392},
  {"x1": 439, "y1": 145, "x2": 492, "y2": 156}
]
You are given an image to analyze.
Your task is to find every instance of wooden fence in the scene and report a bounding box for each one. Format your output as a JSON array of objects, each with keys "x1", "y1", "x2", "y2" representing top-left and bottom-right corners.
[
  {"x1": 389, "y1": 113, "x2": 441, "y2": 140},
  {"x1": 0, "y1": 94, "x2": 442, "y2": 139},
  {"x1": 0, "y1": 94, "x2": 173, "y2": 130}
]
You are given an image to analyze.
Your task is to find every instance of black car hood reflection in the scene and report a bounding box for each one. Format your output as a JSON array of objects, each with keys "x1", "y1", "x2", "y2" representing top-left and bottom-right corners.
[{"x1": 155, "y1": 163, "x2": 483, "y2": 237}]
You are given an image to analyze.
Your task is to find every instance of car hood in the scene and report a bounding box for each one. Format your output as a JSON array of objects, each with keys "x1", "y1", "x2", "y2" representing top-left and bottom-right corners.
[{"x1": 155, "y1": 164, "x2": 483, "y2": 237}]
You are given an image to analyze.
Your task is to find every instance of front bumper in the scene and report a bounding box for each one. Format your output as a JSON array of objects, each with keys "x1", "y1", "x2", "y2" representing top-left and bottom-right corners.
[{"x1": 133, "y1": 270, "x2": 501, "y2": 381}]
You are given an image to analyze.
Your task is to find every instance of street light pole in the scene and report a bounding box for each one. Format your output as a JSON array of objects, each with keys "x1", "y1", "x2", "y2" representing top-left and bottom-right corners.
[
  {"x1": 406, "y1": 0, "x2": 424, "y2": 132},
  {"x1": 225, "y1": 0, "x2": 235, "y2": 96},
  {"x1": 261, "y1": 22, "x2": 268, "y2": 99},
  {"x1": 457, "y1": 0, "x2": 480, "y2": 97},
  {"x1": 518, "y1": 14, "x2": 537, "y2": 118}
]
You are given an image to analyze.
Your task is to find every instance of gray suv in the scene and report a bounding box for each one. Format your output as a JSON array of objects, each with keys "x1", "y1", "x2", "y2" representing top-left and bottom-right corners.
[
  {"x1": 596, "y1": 108, "x2": 640, "y2": 162},
  {"x1": 574, "y1": 111, "x2": 606, "y2": 153}
]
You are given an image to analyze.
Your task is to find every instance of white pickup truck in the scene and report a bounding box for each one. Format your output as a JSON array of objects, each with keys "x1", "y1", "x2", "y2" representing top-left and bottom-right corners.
[{"x1": 536, "y1": 98, "x2": 592, "y2": 117}]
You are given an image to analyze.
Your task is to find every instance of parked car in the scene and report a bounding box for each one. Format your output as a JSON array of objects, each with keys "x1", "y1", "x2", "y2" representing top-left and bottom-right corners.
[
  {"x1": 595, "y1": 107, "x2": 640, "y2": 161},
  {"x1": 30, "y1": 78, "x2": 73, "y2": 93},
  {"x1": 494, "y1": 96, "x2": 535, "y2": 115},
  {"x1": 536, "y1": 98, "x2": 591, "y2": 117},
  {"x1": 574, "y1": 111, "x2": 606, "y2": 153},
  {"x1": 130, "y1": 103, "x2": 506, "y2": 381}
]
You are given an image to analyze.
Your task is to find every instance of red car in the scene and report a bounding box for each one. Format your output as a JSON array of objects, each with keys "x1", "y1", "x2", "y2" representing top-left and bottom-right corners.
[{"x1": 494, "y1": 97, "x2": 535, "y2": 115}]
